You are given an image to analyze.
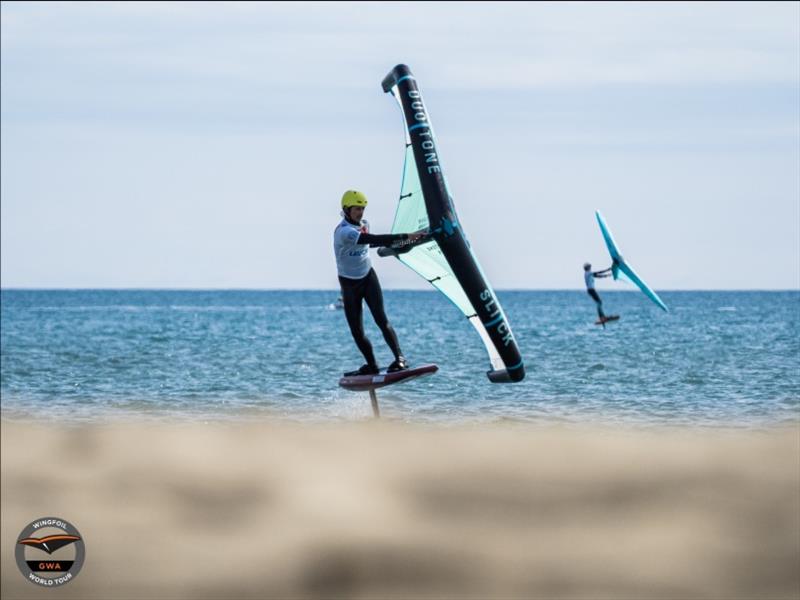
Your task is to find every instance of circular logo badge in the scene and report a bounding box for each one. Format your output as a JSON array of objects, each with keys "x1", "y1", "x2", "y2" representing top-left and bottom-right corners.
[{"x1": 15, "y1": 517, "x2": 85, "y2": 587}]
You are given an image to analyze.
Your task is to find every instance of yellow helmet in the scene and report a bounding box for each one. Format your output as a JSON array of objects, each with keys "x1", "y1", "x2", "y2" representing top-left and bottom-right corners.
[{"x1": 341, "y1": 190, "x2": 368, "y2": 209}]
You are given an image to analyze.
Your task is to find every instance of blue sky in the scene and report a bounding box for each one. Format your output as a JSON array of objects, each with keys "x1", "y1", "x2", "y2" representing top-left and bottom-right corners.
[{"x1": 2, "y1": 1, "x2": 798, "y2": 289}]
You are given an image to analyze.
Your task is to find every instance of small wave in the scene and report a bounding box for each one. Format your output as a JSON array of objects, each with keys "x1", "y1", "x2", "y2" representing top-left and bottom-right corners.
[
  {"x1": 168, "y1": 305, "x2": 268, "y2": 312},
  {"x1": 28, "y1": 305, "x2": 158, "y2": 312},
  {"x1": 717, "y1": 306, "x2": 737, "y2": 312}
]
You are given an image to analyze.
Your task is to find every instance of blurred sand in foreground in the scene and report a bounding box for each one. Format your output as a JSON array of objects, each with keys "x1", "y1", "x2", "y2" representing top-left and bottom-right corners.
[{"x1": 1, "y1": 420, "x2": 798, "y2": 600}]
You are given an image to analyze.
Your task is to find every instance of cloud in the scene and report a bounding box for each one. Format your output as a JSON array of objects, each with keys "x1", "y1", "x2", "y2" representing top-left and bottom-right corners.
[{"x1": 3, "y1": 1, "x2": 798, "y2": 93}]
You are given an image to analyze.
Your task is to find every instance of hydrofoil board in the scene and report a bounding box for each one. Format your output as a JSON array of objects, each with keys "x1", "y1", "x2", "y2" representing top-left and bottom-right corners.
[
  {"x1": 595, "y1": 315, "x2": 620, "y2": 325},
  {"x1": 339, "y1": 363, "x2": 438, "y2": 392}
]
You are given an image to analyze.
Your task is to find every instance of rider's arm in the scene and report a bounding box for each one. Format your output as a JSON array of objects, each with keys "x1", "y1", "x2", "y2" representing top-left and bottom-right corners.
[
  {"x1": 357, "y1": 232, "x2": 408, "y2": 248},
  {"x1": 358, "y1": 231, "x2": 429, "y2": 248}
]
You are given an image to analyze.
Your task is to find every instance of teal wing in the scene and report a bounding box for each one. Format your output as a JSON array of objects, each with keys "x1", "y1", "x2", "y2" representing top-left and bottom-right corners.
[
  {"x1": 595, "y1": 210, "x2": 621, "y2": 264},
  {"x1": 388, "y1": 145, "x2": 509, "y2": 373},
  {"x1": 380, "y1": 64, "x2": 524, "y2": 382},
  {"x1": 595, "y1": 210, "x2": 668, "y2": 312},
  {"x1": 615, "y1": 260, "x2": 669, "y2": 312}
]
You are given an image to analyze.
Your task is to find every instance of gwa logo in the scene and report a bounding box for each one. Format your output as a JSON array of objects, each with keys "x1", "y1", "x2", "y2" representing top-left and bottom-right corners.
[{"x1": 15, "y1": 517, "x2": 85, "y2": 587}]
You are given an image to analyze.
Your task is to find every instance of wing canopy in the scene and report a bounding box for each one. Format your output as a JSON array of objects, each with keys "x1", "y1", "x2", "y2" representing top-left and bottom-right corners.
[
  {"x1": 595, "y1": 210, "x2": 668, "y2": 312},
  {"x1": 381, "y1": 65, "x2": 525, "y2": 382}
]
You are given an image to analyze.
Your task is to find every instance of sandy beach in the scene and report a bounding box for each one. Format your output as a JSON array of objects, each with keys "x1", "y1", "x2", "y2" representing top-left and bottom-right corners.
[{"x1": 1, "y1": 419, "x2": 798, "y2": 600}]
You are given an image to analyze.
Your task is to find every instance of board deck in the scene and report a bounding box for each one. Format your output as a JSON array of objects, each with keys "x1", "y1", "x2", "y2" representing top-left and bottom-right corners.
[
  {"x1": 339, "y1": 363, "x2": 438, "y2": 392},
  {"x1": 595, "y1": 315, "x2": 621, "y2": 325}
]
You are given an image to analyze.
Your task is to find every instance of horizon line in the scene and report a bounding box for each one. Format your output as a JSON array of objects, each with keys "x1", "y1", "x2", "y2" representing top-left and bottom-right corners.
[{"x1": 1, "y1": 287, "x2": 798, "y2": 293}]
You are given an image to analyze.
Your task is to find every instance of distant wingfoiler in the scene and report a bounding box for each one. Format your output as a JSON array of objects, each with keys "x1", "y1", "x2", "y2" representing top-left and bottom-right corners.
[{"x1": 378, "y1": 64, "x2": 524, "y2": 382}]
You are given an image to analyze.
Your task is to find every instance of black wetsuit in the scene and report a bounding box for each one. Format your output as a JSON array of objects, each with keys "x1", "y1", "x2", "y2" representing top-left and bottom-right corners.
[
  {"x1": 587, "y1": 288, "x2": 606, "y2": 319},
  {"x1": 585, "y1": 268, "x2": 611, "y2": 319},
  {"x1": 337, "y1": 224, "x2": 410, "y2": 367},
  {"x1": 339, "y1": 267, "x2": 403, "y2": 367}
]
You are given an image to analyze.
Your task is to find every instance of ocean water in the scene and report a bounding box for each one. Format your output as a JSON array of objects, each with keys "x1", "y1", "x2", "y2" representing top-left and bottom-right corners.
[{"x1": 1, "y1": 290, "x2": 798, "y2": 426}]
